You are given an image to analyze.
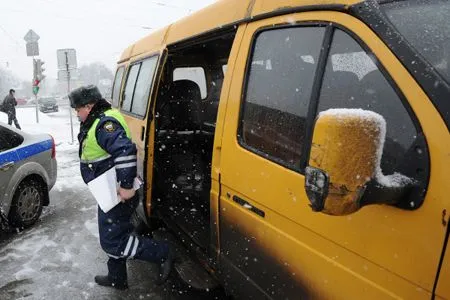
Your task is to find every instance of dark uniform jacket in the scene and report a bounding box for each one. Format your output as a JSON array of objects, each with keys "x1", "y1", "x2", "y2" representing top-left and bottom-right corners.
[{"x1": 78, "y1": 101, "x2": 137, "y2": 189}]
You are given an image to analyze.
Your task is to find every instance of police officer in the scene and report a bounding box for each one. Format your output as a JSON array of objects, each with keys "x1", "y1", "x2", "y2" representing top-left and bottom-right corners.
[{"x1": 69, "y1": 85, "x2": 173, "y2": 290}]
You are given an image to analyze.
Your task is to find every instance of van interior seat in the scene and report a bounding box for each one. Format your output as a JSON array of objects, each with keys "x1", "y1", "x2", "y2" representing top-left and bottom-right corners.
[
  {"x1": 159, "y1": 79, "x2": 202, "y2": 133},
  {"x1": 156, "y1": 79, "x2": 206, "y2": 193}
]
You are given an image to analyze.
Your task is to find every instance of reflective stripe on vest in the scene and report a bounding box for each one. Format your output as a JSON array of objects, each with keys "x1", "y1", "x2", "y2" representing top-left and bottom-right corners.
[{"x1": 81, "y1": 109, "x2": 132, "y2": 163}]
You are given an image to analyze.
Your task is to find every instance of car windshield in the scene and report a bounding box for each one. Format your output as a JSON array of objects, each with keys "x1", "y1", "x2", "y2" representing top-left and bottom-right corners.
[{"x1": 382, "y1": 0, "x2": 450, "y2": 83}]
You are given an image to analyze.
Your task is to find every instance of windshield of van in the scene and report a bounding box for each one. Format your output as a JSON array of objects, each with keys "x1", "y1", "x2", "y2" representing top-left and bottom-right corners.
[{"x1": 382, "y1": 0, "x2": 450, "y2": 83}]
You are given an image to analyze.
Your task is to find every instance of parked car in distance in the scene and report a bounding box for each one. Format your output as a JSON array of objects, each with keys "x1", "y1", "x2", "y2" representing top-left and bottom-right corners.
[
  {"x1": 39, "y1": 97, "x2": 59, "y2": 113},
  {"x1": 16, "y1": 98, "x2": 27, "y2": 105},
  {"x1": 0, "y1": 122, "x2": 57, "y2": 228}
]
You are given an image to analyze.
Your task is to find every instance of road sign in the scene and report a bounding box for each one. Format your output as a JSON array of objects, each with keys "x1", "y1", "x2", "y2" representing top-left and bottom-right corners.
[
  {"x1": 57, "y1": 49, "x2": 77, "y2": 70},
  {"x1": 24, "y1": 29, "x2": 40, "y2": 42},
  {"x1": 58, "y1": 69, "x2": 79, "y2": 80},
  {"x1": 26, "y1": 42, "x2": 39, "y2": 56}
]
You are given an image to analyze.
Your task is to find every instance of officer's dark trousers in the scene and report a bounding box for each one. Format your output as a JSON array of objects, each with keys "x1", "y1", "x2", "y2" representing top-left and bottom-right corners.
[
  {"x1": 97, "y1": 195, "x2": 169, "y2": 284},
  {"x1": 7, "y1": 112, "x2": 21, "y2": 129}
]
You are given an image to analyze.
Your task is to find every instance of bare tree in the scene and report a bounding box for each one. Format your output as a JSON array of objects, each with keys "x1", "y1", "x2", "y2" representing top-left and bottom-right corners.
[{"x1": 0, "y1": 67, "x2": 20, "y2": 97}]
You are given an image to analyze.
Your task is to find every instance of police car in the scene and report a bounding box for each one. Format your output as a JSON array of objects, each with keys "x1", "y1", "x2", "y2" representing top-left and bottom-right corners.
[{"x1": 0, "y1": 122, "x2": 57, "y2": 229}]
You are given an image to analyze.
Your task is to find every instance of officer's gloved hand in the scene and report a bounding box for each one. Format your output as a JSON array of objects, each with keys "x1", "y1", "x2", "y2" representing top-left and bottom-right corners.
[{"x1": 118, "y1": 187, "x2": 136, "y2": 201}]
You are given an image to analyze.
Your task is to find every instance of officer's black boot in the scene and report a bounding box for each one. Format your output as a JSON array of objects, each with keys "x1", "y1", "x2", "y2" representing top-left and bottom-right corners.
[
  {"x1": 156, "y1": 248, "x2": 175, "y2": 285},
  {"x1": 95, "y1": 257, "x2": 128, "y2": 290},
  {"x1": 95, "y1": 275, "x2": 128, "y2": 290}
]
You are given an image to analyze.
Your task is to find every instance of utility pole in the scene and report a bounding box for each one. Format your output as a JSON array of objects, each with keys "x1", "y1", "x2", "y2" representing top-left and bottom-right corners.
[
  {"x1": 65, "y1": 51, "x2": 74, "y2": 144},
  {"x1": 57, "y1": 48, "x2": 77, "y2": 144},
  {"x1": 24, "y1": 29, "x2": 42, "y2": 123}
]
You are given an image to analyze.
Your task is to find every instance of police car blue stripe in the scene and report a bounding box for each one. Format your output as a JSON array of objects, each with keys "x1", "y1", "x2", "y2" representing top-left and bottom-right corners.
[
  {"x1": 0, "y1": 150, "x2": 19, "y2": 165},
  {"x1": 0, "y1": 139, "x2": 52, "y2": 164},
  {"x1": 16, "y1": 139, "x2": 52, "y2": 161}
]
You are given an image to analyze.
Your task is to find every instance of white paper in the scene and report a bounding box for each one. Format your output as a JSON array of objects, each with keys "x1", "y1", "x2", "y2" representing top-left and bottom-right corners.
[{"x1": 88, "y1": 167, "x2": 120, "y2": 213}]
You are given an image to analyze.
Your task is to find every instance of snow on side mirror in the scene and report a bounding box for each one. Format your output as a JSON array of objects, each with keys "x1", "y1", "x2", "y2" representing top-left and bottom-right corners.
[{"x1": 305, "y1": 109, "x2": 415, "y2": 216}]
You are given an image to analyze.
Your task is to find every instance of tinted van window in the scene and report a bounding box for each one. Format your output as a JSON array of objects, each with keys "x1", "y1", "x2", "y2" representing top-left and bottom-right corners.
[
  {"x1": 382, "y1": 0, "x2": 450, "y2": 83},
  {"x1": 131, "y1": 57, "x2": 158, "y2": 117},
  {"x1": 111, "y1": 67, "x2": 124, "y2": 107},
  {"x1": 318, "y1": 29, "x2": 418, "y2": 174},
  {"x1": 240, "y1": 26, "x2": 325, "y2": 169}
]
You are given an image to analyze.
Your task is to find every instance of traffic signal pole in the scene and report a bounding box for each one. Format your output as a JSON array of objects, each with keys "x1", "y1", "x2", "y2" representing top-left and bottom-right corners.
[{"x1": 65, "y1": 51, "x2": 74, "y2": 144}]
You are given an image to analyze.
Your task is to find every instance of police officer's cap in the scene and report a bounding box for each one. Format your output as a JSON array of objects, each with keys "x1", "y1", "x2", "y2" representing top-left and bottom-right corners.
[{"x1": 69, "y1": 85, "x2": 103, "y2": 108}]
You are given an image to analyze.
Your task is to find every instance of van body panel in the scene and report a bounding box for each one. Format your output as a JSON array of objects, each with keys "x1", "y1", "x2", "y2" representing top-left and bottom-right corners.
[
  {"x1": 218, "y1": 187, "x2": 429, "y2": 299},
  {"x1": 122, "y1": 0, "x2": 362, "y2": 61},
  {"x1": 218, "y1": 10, "x2": 448, "y2": 298},
  {"x1": 119, "y1": 45, "x2": 134, "y2": 62},
  {"x1": 165, "y1": 0, "x2": 251, "y2": 46},
  {"x1": 130, "y1": 26, "x2": 170, "y2": 59},
  {"x1": 210, "y1": 25, "x2": 247, "y2": 260},
  {"x1": 436, "y1": 243, "x2": 450, "y2": 298},
  {"x1": 251, "y1": 0, "x2": 357, "y2": 15}
]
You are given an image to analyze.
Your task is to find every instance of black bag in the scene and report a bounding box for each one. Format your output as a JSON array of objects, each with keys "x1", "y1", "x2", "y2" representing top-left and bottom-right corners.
[{"x1": 0, "y1": 97, "x2": 7, "y2": 112}]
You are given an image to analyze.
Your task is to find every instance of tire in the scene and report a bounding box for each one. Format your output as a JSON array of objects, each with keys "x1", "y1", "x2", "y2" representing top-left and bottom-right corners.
[{"x1": 9, "y1": 179, "x2": 45, "y2": 228}]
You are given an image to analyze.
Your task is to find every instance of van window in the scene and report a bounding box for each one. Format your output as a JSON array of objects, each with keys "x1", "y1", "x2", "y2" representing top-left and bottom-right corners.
[
  {"x1": 122, "y1": 64, "x2": 140, "y2": 112},
  {"x1": 111, "y1": 67, "x2": 124, "y2": 107},
  {"x1": 240, "y1": 26, "x2": 325, "y2": 169},
  {"x1": 121, "y1": 57, "x2": 159, "y2": 116},
  {"x1": 317, "y1": 28, "x2": 418, "y2": 174},
  {"x1": 173, "y1": 67, "x2": 207, "y2": 99},
  {"x1": 131, "y1": 56, "x2": 159, "y2": 117},
  {"x1": 382, "y1": 0, "x2": 450, "y2": 83}
]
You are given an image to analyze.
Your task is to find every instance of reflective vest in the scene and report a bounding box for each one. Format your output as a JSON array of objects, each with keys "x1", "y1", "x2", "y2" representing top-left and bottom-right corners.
[{"x1": 81, "y1": 109, "x2": 131, "y2": 163}]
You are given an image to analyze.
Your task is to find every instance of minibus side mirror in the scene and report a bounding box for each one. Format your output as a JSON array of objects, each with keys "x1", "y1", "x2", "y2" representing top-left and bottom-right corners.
[{"x1": 304, "y1": 109, "x2": 416, "y2": 216}]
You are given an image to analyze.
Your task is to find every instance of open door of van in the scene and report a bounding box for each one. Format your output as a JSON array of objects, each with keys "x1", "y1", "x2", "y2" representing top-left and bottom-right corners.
[{"x1": 116, "y1": 47, "x2": 168, "y2": 221}]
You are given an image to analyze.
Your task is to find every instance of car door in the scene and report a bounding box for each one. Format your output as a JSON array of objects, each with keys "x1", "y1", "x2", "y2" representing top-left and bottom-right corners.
[
  {"x1": 218, "y1": 11, "x2": 448, "y2": 299},
  {"x1": 119, "y1": 50, "x2": 167, "y2": 214},
  {"x1": 0, "y1": 135, "x2": 19, "y2": 214}
]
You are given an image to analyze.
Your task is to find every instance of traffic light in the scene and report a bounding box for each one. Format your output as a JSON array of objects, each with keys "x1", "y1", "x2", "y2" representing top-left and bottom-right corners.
[
  {"x1": 32, "y1": 78, "x2": 40, "y2": 95},
  {"x1": 36, "y1": 59, "x2": 45, "y2": 80},
  {"x1": 32, "y1": 58, "x2": 44, "y2": 95}
]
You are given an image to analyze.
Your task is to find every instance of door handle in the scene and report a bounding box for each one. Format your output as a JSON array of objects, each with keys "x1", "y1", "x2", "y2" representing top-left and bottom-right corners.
[
  {"x1": 141, "y1": 126, "x2": 145, "y2": 141},
  {"x1": 233, "y1": 195, "x2": 265, "y2": 218},
  {"x1": 0, "y1": 161, "x2": 14, "y2": 171}
]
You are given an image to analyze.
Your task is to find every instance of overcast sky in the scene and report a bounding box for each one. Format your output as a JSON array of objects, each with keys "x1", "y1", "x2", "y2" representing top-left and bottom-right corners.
[{"x1": 0, "y1": 0, "x2": 216, "y2": 81}]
